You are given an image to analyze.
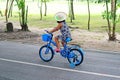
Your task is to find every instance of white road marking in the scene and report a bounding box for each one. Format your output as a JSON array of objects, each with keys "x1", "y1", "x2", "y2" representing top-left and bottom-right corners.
[{"x1": 0, "y1": 58, "x2": 120, "y2": 79}]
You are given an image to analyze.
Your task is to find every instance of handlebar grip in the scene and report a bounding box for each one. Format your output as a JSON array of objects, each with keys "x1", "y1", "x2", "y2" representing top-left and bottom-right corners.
[
  {"x1": 44, "y1": 30, "x2": 53, "y2": 36},
  {"x1": 44, "y1": 30, "x2": 49, "y2": 33}
]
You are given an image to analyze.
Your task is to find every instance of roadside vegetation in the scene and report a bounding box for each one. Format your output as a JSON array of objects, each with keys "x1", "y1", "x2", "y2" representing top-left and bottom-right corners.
[{"x1": 0, "y1": 0, "x2": 120, "y2": 41}]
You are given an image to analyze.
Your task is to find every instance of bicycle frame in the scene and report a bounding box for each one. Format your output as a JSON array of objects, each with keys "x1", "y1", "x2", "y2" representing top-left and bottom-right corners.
[
  {"x1": 48, "y1": 36, "x2": 67, "y2": 47},
  {"x1": 47, "y1": 38, "x2": 56, "y2": 47},
  {"x1": 44, "y1": 32, "x2": 70, "y2": 58}
]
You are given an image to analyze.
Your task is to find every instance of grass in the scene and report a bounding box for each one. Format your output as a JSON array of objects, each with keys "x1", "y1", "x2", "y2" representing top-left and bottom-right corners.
[
  {"x1": 28, "y1": 14, "x2": 56, "y2": 28},
  {"x1": 1, "y1": 13, "x2": 120, "y2": 33},
  {"x1": 0, "y1": 0, "x2": 120, "y2": 33}
]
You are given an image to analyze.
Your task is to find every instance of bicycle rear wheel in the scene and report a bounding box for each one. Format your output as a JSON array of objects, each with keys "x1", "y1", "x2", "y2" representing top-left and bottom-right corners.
[
  {"x1": 67, "y1": 49, "x2": 84, "y2": 66},
  {"x1": 39, "y1": 45, "x2": 54, "y2": 62}
]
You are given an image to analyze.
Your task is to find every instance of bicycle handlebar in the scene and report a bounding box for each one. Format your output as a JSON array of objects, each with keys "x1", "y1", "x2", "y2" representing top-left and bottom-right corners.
[{"x1": 44, "y1": 30, "x2": 53, "y2": 36}]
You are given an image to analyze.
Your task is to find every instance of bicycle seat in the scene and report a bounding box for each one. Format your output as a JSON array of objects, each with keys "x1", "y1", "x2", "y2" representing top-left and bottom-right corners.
[{"x1": 65, "y1": 37, "x2": 72, "y2": 43}]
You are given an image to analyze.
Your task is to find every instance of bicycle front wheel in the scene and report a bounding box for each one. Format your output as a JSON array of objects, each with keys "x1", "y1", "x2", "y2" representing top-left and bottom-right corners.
[
  {"x1": 67, "y1": 49, "x2": 84, "y2": 66},
  {"x1": 39, "y1": 45, "x2": 54, "y2": 62}
]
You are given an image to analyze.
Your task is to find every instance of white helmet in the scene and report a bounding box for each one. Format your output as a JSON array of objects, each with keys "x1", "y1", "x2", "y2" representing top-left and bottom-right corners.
[{"x1": 54, "y1": 12, "x2": 67, "y2": 21}]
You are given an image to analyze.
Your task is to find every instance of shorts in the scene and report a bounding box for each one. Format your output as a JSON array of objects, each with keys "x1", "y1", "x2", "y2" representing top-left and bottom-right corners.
[{"x1": 55, "y1": 35, "x2": 66, "y2": 42}]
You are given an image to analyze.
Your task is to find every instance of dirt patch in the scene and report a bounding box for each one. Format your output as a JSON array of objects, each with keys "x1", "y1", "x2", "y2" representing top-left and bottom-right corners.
[{"x1": 0, "y1": 20, "x2": 120, "y2": 52}]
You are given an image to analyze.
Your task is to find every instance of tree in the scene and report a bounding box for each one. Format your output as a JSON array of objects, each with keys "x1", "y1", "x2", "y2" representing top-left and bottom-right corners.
[
  {"x1": 39, "y1": 0, "x2": 43, "y2": 20},
  {"x1": 97, "y1": 0, "x2": 119, "y2": 41},
  {"x1": 68, "y1": 0, "x2": 75, "y2": 23},
  {"x1": 15, "y1": 0, "x2": 29, "y2": 31},
  {"x1": 5, "y1": 0, "x2": 9, "y2": 23},
  {"x1": 110, "y1": 0, "x2": 117, "y2": 40},
  {"x1": 102, "y1": 0, "x2": 118, "y2": 41},
  {"x1": 5, "y1": 0, "x2": 14, "y2": 32},
  {"x1": 38, "y1": 0, "x2": 48, "y2": 20},
  {"x1": 117, "y1": 0, "x2": 120, "y2": 22},
  {"x1": 103, "y1": 0, "x2": 112, "y2": 40},
  {"x1": 87, "y1": 0, "x2": 91, "y2": 31},
  {"x1": 8, "y1": 0, "x2": 14, "y2": 18},
  {"x1": 0, "y1": 10, "x2": 3, "y2": 17},
  {"x1": 43, "y1": 0, "x2": 47, "y2": 16}
]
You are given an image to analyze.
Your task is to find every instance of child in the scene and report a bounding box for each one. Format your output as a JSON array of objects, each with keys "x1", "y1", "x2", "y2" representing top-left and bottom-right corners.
[{"x1": 49, "y1": 12, "x2": 71, "y2": 52}]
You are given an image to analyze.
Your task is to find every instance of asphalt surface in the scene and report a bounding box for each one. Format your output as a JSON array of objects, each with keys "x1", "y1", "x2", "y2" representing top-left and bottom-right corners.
[{"x1": 0, "y1": 41, "x2": 120, "y2": 80}]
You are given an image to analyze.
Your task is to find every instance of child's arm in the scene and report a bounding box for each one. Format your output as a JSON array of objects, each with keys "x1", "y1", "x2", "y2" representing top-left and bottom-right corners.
[{"x1": 49, "y1": 23, "x2": 62, "y2": 33}]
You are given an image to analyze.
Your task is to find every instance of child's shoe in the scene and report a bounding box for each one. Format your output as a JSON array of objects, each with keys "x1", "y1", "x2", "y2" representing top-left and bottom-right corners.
[{"x1": 55, "y1": 48, "x2": 60, "y2": 52}]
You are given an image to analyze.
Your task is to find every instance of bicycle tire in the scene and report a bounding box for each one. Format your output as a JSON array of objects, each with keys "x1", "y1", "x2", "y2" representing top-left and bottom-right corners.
[
  {"x1": 39, "y1": 45, "x2": 54, "y2": 62},
  {"x1": 67, "y1": 49, "x2": 84, "y2": 66}
]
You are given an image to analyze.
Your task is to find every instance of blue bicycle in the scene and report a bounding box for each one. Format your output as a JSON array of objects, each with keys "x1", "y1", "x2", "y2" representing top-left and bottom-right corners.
[{"x1": 39, "y1": 30, "x2": 84, "y2": 68}]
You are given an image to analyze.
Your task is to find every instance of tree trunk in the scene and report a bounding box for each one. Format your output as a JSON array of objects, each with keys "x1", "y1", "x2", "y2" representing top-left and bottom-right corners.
[
  {"x1": 8, "y1": 0, "x2": 14, "y2": 18},
  {"x1": 6, "y1": 22, "x2": 13, "y2": 32},
  {"x1": 0, "y1": 10, "x2": 3, "y2": 16},
  {"x1": 105, "y1": 0, "x2": 112, "y2": 40},
  {"x1": 110, "y1": 0, "x2": 117, "y2": 41},
  {"x1": 68, "y1": 0, "x2": 70, "y2": 17},
  {"x1": 5, "y1": 0, "x2": 9, "y2": 23},
  {"x1": 40, "y1": 0, "x2": 43, "y2": 20},
  {"x1": 70, "y1": 0, "x2": 75, "y2": 20},
  {"x1": 21, "y1": 24, "x2": 28, "y2": 31},
  {"x1": 22, "y1": 4, "x2": 25, "y2": 28},
  {"x1": 20, "y1": 0, "x2": 29, "y2": 31},
  {"x1": 69, "y1": 0, "x2": 74, "y2": 23},
  {"x1": 44, "y1": 0, "x2": 47, "y2": 16},
  {"x1": 87, "y1": 0, "x2": 90, "y2": 31}
]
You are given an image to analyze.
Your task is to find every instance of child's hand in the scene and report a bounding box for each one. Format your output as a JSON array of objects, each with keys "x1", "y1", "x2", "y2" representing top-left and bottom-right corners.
[
  {"x1": 48, "y1": 31, "x2": 51, "y2": 33},
  {"x1": 45, "y1": 30, "x2": 50, "y2": 33}
]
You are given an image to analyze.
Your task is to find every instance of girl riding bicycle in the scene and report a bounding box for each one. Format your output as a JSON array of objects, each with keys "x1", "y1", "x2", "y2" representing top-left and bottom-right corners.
[{"x1": 49, "y1": 12, "x2": 71, "y2": 52}]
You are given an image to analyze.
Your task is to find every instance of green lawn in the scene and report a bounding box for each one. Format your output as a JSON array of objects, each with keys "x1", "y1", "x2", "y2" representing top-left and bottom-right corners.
[
  {"x1": 0, "y1": 1, "x2": 120, "y2": 33},
  {"x1": 27, "y1": 14, "x2": 120, "y2": 32},
  {"x1": 1, "y1": 13, "x2": 119, "y2": 33}
]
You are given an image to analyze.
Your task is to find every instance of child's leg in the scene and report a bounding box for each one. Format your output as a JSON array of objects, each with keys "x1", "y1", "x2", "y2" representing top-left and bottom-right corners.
[
  {"x1": 54, "y1": 37, "x2": 60, "y2": 50},
  {"x1": 61, "y1": 41, "x2": 65, "y2": 47}
]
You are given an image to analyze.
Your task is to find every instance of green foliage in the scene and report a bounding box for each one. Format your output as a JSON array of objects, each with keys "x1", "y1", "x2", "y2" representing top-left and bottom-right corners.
[
  {"x1": 41, "y1": 0, "x2": 50, "y2": 1},
  {"x1": 102, "y1": 11, "x2": 111, "y2": 19},
  {"x1": 15, "y1": 0, "x2": 26, "y2": 10},
  {"x1": 101, "y1": 0, "x2": 120, "y2": 23},
  {"x1": 15, "y1": 0, "x2": 29, "y2": 30},
  {"x1": 117, "y1": 0, "x2": 120, "y2": 22},
  {"x1": 89, "y1": 0, "x2": 110, "y2": 3},
  {"x1": 102, "y1": 10, "x2": 120, "y2": 23},
  {"x1": 39, "y1": 0, "x2": 50, "y2": 2},
  {"x1": 117, "y1": 1, "x2": 120, "y2": 9},
  {"x1": 117, "y1": 4, "x2": 120, "y2": 7},
  {"x1": 117, "y1": 0, "x2": 120, "y2": 3},
  {"x1": 17, "y1": 0, "x2": 25, "y2": 10}
]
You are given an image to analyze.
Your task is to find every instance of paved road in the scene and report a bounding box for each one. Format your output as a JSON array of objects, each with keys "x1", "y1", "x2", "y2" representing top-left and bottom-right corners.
[{"x1": 0, "y1": 41, "x2": 120, "y2": 80}]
